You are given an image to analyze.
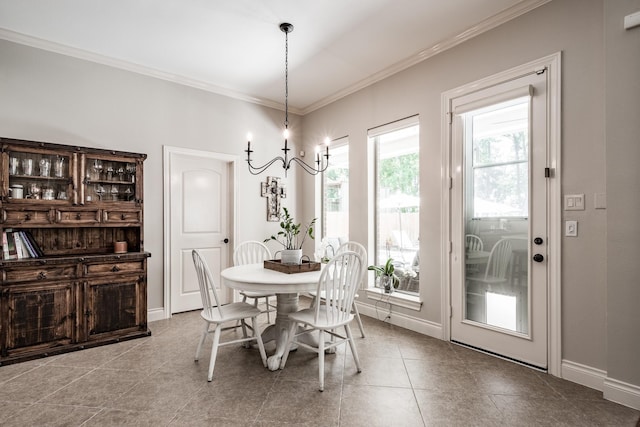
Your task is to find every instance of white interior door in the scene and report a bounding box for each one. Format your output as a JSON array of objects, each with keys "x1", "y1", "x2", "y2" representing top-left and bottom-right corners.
[
  {"x1": 449, "y1": 70, "x2": 549, "y2": 368},
  {"x1": 167, "y1": 148, "x2": 232, "y2": 314}
]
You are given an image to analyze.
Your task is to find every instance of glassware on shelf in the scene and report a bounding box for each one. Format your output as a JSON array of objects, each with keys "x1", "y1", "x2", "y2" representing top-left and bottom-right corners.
[
  {"x1": 95, "y1": 184, "x2": 105, "y2": 201},
  {"x1": 39, "y1": 158, "x2": 51, "y2": 177},
  {"x1": 9, "y1": 157, "x2": 19, "y2": 175},
  {"x1": 126, "y1": 163, "x2": 136, "y2": 182},
  {"x1": 91, "y1": 159, "x2": 103, "y2": 180},
  {"x1": 28, "y1": 183, "x2": 41, "y2": 199},
  {"x1": 54, "y1": 157, "x2": 65, "y2": 178},
  {"x1": 117, "y1": 167, "x2": 125, "y2": 181},
  {"x1": 106, "y1": 164, "x2": 114, "y2": 180},
  {"x1": 110, "y1": 185, "x2": 119, "y2": 201},
  {"x1": 124, "y1": 187, "x2": 133, "y2": 201},
  {"x1": 22, "y1": 158, "x2": 34, "y2": 176},
  {"x1": 42, "y1": 187, "x2": 55, "y2": 200}
]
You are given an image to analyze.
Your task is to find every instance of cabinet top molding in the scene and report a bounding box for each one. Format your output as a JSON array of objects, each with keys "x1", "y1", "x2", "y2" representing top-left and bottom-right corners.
[{"x1": 0, "y1": 137, "x2": 147, "y2": 159}]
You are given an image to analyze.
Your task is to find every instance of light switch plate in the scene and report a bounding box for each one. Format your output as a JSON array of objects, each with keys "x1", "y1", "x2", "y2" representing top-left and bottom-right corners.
[
  {"x1": 564, "y1": 194, "x2": 585, "y2": 211},
  {"x1": 565, "y1": 220, "x2": 578, "y2": 237}
]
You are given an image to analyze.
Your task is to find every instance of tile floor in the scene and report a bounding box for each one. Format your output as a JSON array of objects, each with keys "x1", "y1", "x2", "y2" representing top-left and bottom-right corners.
[{"x1": 0, "y1": 304, "x2": 638, "y2": 426}]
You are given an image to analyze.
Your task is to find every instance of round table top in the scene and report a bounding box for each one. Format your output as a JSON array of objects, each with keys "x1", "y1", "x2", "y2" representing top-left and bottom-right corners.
[{"x1": 221, "y1": 263, "x2": 323, "y2": 293}]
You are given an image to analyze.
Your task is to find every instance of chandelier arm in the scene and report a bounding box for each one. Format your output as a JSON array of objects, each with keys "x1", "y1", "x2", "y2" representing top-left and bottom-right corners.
[
  {"x1": 247, "y1": 157, "x2": 286, "y2": 175},
  {"x1": 288, "y1": 157, "x2": 329, "y2": 176}
]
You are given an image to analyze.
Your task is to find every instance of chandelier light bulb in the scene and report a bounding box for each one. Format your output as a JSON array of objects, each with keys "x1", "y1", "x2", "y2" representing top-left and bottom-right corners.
[{"x1": 283, "y1": 129, "x2": 290, "y2": 139}]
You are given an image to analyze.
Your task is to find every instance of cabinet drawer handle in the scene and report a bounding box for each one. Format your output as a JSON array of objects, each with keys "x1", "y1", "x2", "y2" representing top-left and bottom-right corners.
[
  {"x1": 121, "y1": 213, "x2": 126, "y2": 220},
  {"x1": 37, "y1": 271, "x2": 47, "y2": 280},
  {"x1": 25, "y1": 213, "x2": 31, "y2": 221},
  {"x1": 111, "y1": 265, "x2": 121, "y2": 272},
  {"x1": 76, "y1": 213, "x2": 82, "y2": 220}
]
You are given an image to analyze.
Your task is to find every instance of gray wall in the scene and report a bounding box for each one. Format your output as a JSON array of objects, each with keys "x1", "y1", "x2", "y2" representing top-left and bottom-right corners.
[
  {"x1": 0, "y1": 39, "x2": 304, "y2": 311},
  {"x1": 605, "y1": 0, "x2": 640, "y2": 388},
  {"x1": 301, "y1": 0, "x2": 637, "y2": 392}
]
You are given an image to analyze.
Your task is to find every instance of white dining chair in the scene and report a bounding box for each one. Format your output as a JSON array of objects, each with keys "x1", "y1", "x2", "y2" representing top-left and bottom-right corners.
[
  {"x1": 467, "y1": 238, "x2": 513, "y2": 289},
  {"x1": 309, "y1": 241, "x2": 367, "y2": 337},
  {"x1": 192, "y1": 250, "x2": 267, "y2": 381},
  {"x1": 233, "y1": 241, "x2": 277, "y2": 323},
  {"x1": 279, "y1": 251, "x2": 363, "y2": 391}
]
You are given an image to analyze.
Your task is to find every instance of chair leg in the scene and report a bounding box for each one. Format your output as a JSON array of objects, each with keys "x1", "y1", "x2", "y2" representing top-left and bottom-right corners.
[
  {"x1": 345, "y1": 324, "x2": 362, "y2": 373},
  {"x1": 352, "y1": 302, "x2": 366, "y2": 338},
  {"x1": 208, "y1": 325, "x2": 222, "y2": 381},
  {"x1": 318, "y1": 329, "x2": 325, "y2": 392},
  {"x1": 194, "y1": 322, "x2": 209, "y2": 362},
  {"x1": 264, "y1": 296, "x2": 271, "y2": 323},
  {"x1": 252, "y1": 316, "x2": 268, "y2": 367}
]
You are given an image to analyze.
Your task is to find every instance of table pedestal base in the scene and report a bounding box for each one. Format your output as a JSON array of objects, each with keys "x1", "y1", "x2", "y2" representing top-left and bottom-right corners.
[{"x1": 261, "y1": 293, "x2": 322, "y2": 370}]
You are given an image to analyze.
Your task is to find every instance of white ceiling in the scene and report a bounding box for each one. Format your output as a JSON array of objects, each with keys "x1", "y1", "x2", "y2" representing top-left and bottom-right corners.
[{"x1": 0, "y1": 0, "x2": 549, "y2": 114}]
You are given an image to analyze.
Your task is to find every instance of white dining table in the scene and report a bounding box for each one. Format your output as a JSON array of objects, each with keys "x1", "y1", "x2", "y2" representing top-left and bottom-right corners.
[{"x1": 220, "y1": 263, "x2": 323, "y2": 370}]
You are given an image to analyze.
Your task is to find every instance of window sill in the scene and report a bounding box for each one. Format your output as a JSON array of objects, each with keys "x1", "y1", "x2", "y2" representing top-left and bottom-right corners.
[{"x1": 364, "y1": 288, "x2": 423, "y2": 311}]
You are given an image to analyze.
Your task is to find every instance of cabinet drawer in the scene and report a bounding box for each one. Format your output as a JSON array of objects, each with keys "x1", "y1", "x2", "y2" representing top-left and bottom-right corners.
[
  {"x1": 84, "y1": 260, "x2": 145, "y2": 276},
  {"x1": 3, "y1": 264, "x2": 77, "y2": 283},
  {"x1": 56, "y1": 209, "x2": 100, "y2": 224},
  {"x1": 103, "y1": 209, "x2": 141, "y2": 224},
  {"x1": 2, "y1": 208, "x2": 52, "y2": 225}
]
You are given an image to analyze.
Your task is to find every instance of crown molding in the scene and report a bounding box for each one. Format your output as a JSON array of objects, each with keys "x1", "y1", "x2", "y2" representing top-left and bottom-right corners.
[
  {"x1": 0, "y1": 27, "x2": 301, "y2": 115},
  {"x1": 0, "y1": 0, "x2": 549, "y2": 117},
  {"x1": 300, "y1": 0, "x2": 552, "y2": 115}
]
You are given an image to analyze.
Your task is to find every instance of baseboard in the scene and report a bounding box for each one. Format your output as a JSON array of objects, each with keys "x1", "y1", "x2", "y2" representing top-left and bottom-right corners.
[
  {"x1": 561, "y1": 359, "x2": 607, "y2": 391},
  {"x1": 147, "y1": 307, "x2": 167, "y2": 323},
  {"x1": 355, "y1": 301, "x2": 442, "y2": 339},
  {"x1": 562, "y1": 359, "x2": 640, "y2": 410},
  {"x1": 603, "y1": 377, "x2": 640, "y2": 411}
]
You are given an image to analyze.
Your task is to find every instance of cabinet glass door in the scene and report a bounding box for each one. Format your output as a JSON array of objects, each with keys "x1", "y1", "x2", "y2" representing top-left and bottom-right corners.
[
  {"x1": 7, "y1": 150, "x2": 71, "y2": 202},
  {"x1": 84, "y1": 157, "x2": 136, "y2": 203}
]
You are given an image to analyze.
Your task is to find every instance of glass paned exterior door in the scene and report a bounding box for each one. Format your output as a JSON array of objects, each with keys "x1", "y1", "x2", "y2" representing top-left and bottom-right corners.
[{"x1": 463, "y1": 97, "x2": 529, "y2": 333}]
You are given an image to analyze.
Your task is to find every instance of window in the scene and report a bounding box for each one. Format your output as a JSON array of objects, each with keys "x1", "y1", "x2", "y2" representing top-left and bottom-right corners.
[
  {"x1": 369, "y1": 118, "x2": 420, "y2": 294},
  {"x1": 466, "y1": 97, "x2": 529, "y2": 218},
  {"x1": 321, "y1": 138, "x2": 349, "y2": 256}
]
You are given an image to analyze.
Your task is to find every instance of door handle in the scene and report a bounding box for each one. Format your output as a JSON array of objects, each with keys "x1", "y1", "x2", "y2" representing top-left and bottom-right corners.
[
  {"x1": 222, "y1": 238, "x2": 229, "y2": 244},
  {"x1": 534, "y1": 237, "x2": 543, "y2": 245},
  {"x1": 533, "y1": 254, "x2": 544, "y2": 263}
]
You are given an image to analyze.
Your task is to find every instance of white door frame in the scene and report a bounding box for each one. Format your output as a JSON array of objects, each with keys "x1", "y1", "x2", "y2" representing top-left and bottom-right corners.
[
  {"x1": 162, "y1": 145, "x2": 238, "y2": 319},
  {"x1": 441, "y1": 52, "x2": 562, "y2": 376}
]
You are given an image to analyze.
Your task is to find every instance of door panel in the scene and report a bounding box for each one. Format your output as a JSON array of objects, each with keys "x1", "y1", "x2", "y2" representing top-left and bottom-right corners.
[
  {"x1": 450, "y1": 71, "x2": 548, "y2": 368},
  {"x1": 169, "y1": 151, "x2": 230, "y2": 313}
]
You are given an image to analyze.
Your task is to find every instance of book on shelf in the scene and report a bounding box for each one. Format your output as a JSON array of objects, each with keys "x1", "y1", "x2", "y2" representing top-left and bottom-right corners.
[
  {"x1": 2, "y1": 230, "x2": 10, "y2": 260},
  {"x1": 1, "y1": 230, "x2": 44, "y2": 260},
  {"x1": 18, "y1": 231, "x2": 39, "y2": 258},
  {"x1": 22, "y1": 230, "x2": 44, "y2": 257},
  {"x1": 3, "y1": 230, "x2": 18, "y2": 260},
  {"x1": 12, "y1": 232, "x2": 29, "y2": 259}
]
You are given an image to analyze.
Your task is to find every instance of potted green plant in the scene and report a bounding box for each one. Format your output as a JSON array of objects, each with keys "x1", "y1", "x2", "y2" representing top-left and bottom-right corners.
[
  {"x1": 265, "y1": 207, "x2": 316, "y2": 265},
  {"x1": 368, "y1": 258, "x2": 400, "y2": 293}
]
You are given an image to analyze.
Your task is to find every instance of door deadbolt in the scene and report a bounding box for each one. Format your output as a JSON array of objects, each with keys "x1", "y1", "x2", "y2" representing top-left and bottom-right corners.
[
  {"x1": 534, "y1": 237, "x2": 543, "y2": 245},
  {"x1": 222, "y1": 238, "x2": 229, "y2": 244}
]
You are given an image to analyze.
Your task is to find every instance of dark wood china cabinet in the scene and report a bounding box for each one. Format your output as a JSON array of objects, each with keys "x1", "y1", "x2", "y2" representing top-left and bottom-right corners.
[{"x1": 0, "y1": 137, "x2": 150, "y2": 365}]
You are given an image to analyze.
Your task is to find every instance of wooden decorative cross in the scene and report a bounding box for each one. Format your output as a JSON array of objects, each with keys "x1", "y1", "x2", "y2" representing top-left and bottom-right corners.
[{"x1": 261, "y1": 176, "x2": 286, "y2": 221}]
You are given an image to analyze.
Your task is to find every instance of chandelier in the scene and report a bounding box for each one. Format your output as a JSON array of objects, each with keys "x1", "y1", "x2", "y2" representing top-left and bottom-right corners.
[{"x1": 245, "y1": 23, "x2": 330, "y2": 176}]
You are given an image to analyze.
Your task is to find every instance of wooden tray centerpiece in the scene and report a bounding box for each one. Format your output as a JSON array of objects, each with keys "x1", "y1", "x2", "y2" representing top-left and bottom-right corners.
[{"x1": 264, "y1": 259, "x2": 321, "y2": 274}]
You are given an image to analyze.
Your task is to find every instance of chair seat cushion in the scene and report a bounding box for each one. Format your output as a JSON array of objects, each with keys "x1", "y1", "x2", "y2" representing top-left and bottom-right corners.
[
  {"x1": 201, "y1": 302, "x2": 262, "y2": 323},
  {"x1": 288, "y1": 306, "x2": 354, "y2": 329}
]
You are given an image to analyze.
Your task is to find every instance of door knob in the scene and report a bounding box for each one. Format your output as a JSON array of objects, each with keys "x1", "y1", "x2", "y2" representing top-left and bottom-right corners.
[
  {"x1": 222, "y1": 238, "x2": 229, "y2": 244},
  {"x1": 533, "y1": 254, "x2": 544, "y2": 262}
]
